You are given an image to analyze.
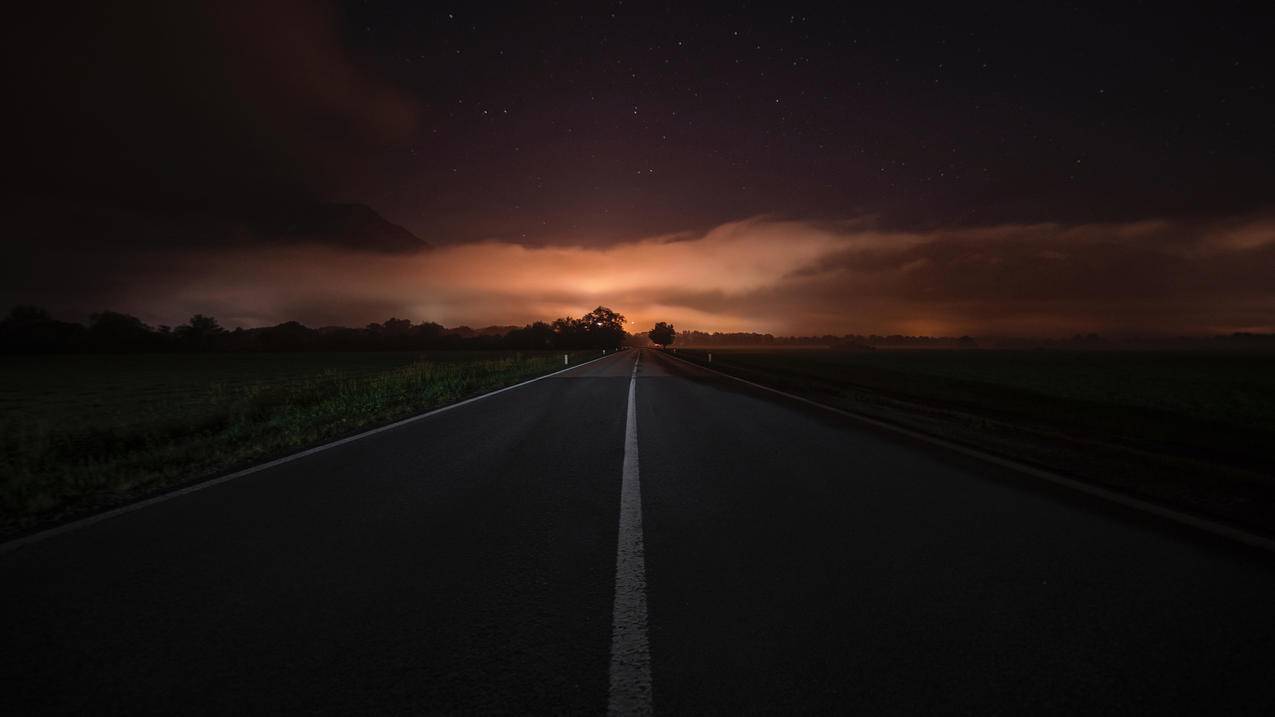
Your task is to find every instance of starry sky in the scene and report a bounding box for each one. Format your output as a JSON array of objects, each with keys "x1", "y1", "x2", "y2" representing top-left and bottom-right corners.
[{"x1": 4, "y1": 1, "x2": 1274, "y2": 334}]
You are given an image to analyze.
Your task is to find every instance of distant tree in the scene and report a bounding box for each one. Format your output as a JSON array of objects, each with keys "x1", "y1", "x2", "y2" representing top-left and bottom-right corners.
[
  {"x1": 580, "y1": 306, "x2": 627, "y2": 348},
  {"x1": 181, "y1": 314, "x2": 224, "y2": 334},
  {"x1": 382, "y1": 317, "x2": 413, "y2": 336},
  {"x1": 89, "y1": 310, "x2": 150, "y2": 333},
  {"x1": 2, "y1": 304, "x2": 656, "y2": 354},
  {"x1": 648, "y1": 322, "x2": 676, "y2": 346},
  {"x1": 414, "y1": 321, "x2": 446, "y2": 345},
  {"x1": 0, "y1": 305, "x2": 87, "y2": 353},
  {"x1": 174, "y1": 314, "x2": 226, "y2": 350},
  {"x1": 254, "y1": 321, "x2": 312, "y2": 351},
  {"x1": 830, "y1": 336, "x2": 874, "y2": 351},
  {"x1": 88, "y1": 311, "x2": 158, "y2": 350},
  {"x1": 624, "y1": 331, "x2": 653, "y2": 348},
  {"x1": 543, "y1": 307, "x2": 628, "y2": 349},
  {"x1": 551, "y1": 316, "x2": 582, "y2": 347},
  {"x1": 503, "y1": 321, "x2": 555, "y2": 349},
  {"x1": 5, "y1": 305, "x2": 51, "y2": 324}
]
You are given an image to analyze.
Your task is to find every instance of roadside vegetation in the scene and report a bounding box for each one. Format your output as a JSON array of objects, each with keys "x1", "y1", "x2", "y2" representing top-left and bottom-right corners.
[
  {"x1": 670, "y1": 348, "x2": 1275, "y2": 535},
  {"x1": 0, "y1": 350, "x2": 598, "y2": 536},
  {"x1": 0, "y1": 304, "x2": 631, "y2": 538},
  {"x1": 0, "y1": 305, "x2": 630, "y2": 354}
]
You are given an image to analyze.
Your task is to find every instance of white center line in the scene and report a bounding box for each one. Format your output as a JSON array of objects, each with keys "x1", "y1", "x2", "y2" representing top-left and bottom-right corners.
[{"x1": 608, "y1": 351, "x2": 652, "y2": 715}]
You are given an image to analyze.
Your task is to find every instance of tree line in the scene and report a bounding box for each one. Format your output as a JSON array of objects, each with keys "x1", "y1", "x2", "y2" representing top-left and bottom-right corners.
[
  {"x1": 672, "y1": 330, "x2": 976, "y2": 348},
  {"x1": 7, "y1": 305, "x2": 1270, "y2": 354},
  {"x1": 673, "y1": 329, "x2": 1275, "y2": 351},
  {"x1": 0, "y1": 305, "x2": 630, "y2": 353}
]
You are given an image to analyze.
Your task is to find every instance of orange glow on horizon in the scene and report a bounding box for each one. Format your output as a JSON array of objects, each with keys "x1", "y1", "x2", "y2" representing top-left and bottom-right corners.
[{"x1": 120, "y1": 214, "x2": 1275, "y2": 337}]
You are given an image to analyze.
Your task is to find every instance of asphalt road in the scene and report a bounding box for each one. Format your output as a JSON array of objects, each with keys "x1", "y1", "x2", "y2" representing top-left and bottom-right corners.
[{"x1": 3, "y1": 348, "x2": 1275, "y2": 714}]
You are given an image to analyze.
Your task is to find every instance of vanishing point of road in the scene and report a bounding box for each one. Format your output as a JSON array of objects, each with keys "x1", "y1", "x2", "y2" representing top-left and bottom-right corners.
[{"x1": 3, "y1": 348, "x2": 1274, "y2": 714}]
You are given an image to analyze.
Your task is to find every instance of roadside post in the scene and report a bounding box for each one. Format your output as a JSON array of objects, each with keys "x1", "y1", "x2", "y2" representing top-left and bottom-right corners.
[{"x1": 564, "y1": 354, "x2": 568, "y2": 365}]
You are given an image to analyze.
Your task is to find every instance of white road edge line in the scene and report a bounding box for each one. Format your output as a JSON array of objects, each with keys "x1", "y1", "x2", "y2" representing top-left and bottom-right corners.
[
  {"x1": 659, "y1": 350, "x2": 1275, "y2": 555},
  {"x1": 0, "y1": 351, "x2": 618, "y2": 556},
  {"x1": 608, "y1": 351, "x2": 653, "y2": 716}
]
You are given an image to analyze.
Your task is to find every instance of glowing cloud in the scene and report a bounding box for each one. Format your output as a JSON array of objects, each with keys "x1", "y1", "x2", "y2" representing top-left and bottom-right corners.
[{"x1": 104, "y1": 214, "x2": 1275, "y2": 336}]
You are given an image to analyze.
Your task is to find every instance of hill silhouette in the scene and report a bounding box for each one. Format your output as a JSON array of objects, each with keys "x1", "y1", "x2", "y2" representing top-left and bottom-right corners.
[
  {"x1": 253, "y1": 202, "x2": 430, "y2": 253},
  {"x1": 9, "y1": 196, "x2": 428, "y2": 255}
]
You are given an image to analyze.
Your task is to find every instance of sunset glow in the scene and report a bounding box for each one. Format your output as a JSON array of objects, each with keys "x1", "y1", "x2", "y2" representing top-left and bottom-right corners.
[
  {"x1": 71, "y1": 214, "x2": 1273, "y2": 336},
  {"x1": 5, "y1": 2, "x2": 1274, "y2": 339}
]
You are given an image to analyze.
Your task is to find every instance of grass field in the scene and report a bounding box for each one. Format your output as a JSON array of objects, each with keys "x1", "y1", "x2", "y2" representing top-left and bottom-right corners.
[
  {"x1": 0, "y1": 350, "x2": 595, "y2": 535},
  {"x1": 672, "y1": 348, "x2": 1275, "y2": 533}
]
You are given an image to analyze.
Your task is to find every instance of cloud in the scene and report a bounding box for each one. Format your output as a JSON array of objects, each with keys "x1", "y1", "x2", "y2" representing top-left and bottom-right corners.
[
  {"x1": 201, "y1": 0, "x2": 419, "y2": 154},
  {"x1": 6, "y1": 1, "x2": 419, "y2": 204},
  {"x1": 66, "y1": 212, "x2": 1272, "y2": 337},
  {"x1": 1203, "y1": 219, "x2": 1275, "y2": 253}
]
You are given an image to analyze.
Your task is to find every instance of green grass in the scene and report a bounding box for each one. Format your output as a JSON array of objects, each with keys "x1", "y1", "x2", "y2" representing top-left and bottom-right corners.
[
  {"x1": 673, "y1": 348, "x2": 1275, "y2": 532},
  {"x1": 0, "y1": 351, "x2": 593, "y2": 533}
]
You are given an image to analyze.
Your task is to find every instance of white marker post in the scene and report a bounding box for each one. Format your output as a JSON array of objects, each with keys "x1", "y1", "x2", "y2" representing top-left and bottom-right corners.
[
  {"x1": 564, "y1": 354, "x2": 569, "y2": 365},
  {"x1": 708, "y1": 353, "x2": 712, "y2": 363}
]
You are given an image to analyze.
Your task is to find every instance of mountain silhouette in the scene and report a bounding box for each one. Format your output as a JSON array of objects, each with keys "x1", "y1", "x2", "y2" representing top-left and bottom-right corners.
[
  {"x1": 258, "y1": 203, "x2": 430, "y2": 253},
  {"x1": 9, "y1": 196, "x2": 429, "y2": 254}
]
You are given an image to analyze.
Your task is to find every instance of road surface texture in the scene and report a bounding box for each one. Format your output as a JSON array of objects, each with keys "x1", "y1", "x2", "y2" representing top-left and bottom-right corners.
[{"x1": 3, "y1": 348, "x2": 1274, "y2": 714}]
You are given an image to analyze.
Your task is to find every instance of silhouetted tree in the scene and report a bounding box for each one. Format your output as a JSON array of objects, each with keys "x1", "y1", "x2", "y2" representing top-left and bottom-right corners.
[
  {"x1": 0, "y1": 305, "x2": 87, "y2": 352},
  {"x1": 253, "y1": 321, "x2": 313, "y2": 351},
  {"x1": 175, "y1": 314, "x2": 226, "y2": 350},
  {"x1": 551, "y1": 316, "x2": 582, "y2": 348},
  {"x1": 89, "y1": 311, "x2": 159, "y2": 351},
  {"x1": 7, "y1": 305, "x2": 51, "y2": 324},
  {"x1": 7, "y1": 304, "x2": 1275, "y2": 354},
  {"x1": 413, "y1": 321, "x2": 446, "y2": 345},
  {"x1": 382, "y1": 317, "x2": 412, "y2": 336},
  {"x1": 648, "y1": 322, "x2": 676, "y2": 346},
  {"x1": 546, "y1": 307, "x2": 628, "y2": 349},
  {"x1": 580, "y1": 306, "x2": 627, "y2": 348},
  {"x1": 503, "y1": 321, "x2": 555, "y2": 349}
]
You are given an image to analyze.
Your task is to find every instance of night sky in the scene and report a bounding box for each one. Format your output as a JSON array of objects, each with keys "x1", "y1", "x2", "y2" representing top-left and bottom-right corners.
[{"x1": 4, "y1": 2, "x2": 1273, "y2": 334}]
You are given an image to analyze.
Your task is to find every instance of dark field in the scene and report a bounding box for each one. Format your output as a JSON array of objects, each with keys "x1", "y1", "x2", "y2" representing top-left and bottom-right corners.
[
  {"x1": 672, "y1": 348, "x2": 1275, "y2": 534},
  {"x1": 0, "y1": 350, "x2": 595, "y2": 536}
]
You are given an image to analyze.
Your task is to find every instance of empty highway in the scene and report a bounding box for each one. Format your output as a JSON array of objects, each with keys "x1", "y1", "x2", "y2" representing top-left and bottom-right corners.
[{"x1": 3, "y1": 348, "x2": 1274, "y2": 714}]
